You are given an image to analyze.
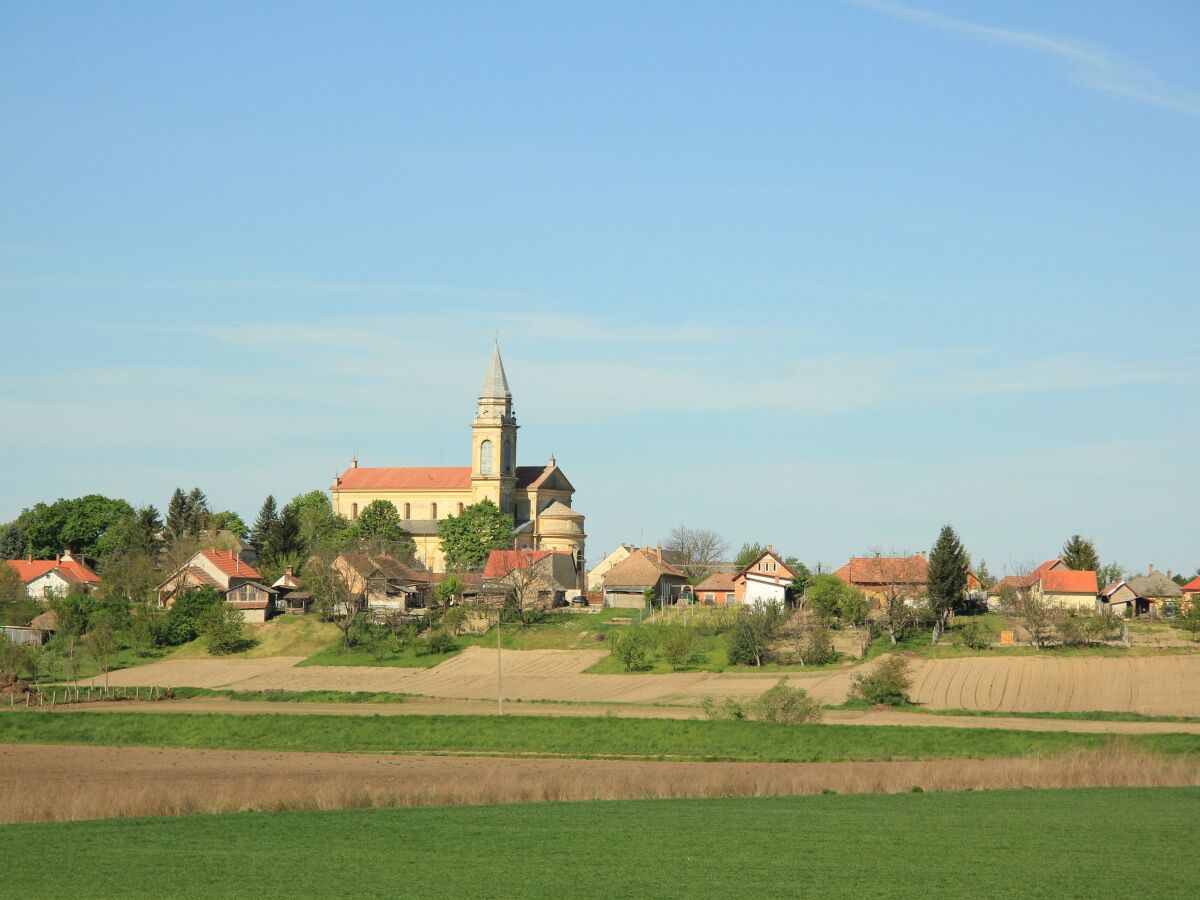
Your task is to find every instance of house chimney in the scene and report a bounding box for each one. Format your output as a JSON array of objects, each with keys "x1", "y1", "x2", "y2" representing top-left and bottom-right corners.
[
  {"x1": 767, "y1": 544, "x2": 773, "y2": 553},
  {"x1": 656, "y1": 545, "x2": 662, "y2": 564},
  {"x1": 351, "y1": 455, "x2": 358, "y2": 468},
  {"x1": 1168, "y1": 570, "x2": 1173, "y2": 580},
  {"x1": 1148, "y1": 563, "x2": 1154, "y2": 574},
  {"x1": 549, "y1": 453, "x2": 556, "y2": 467},
  {"x1": 55, "y1": 553, "x2": 60, "y2": 564},
  {"x1": 286, "y1": 565, "x2": 294, "y2": 577}
]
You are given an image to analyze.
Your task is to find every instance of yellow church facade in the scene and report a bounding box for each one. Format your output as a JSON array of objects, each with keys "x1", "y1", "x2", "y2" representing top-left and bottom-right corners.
[{"x1": 330, "y1": 345, "x2": 586, "y2": 579}]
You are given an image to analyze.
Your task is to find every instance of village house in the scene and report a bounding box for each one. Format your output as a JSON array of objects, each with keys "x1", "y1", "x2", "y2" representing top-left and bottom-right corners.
[
  {"x1": 1030, "y1": 568, "x2": 1099, "y2": 611},
  {"x1": 4, "y1": 551, "x2": 100, "y2": 600},
  {"x1": 333, "y1": 552, "x2": 432, "y2": 616},
  {"x1": 733, "y1": 547, "x2": 796, "y2": 606},
  {"x1": 1100, "y1": 566, "x2": 1182, "y2": 618},
  {"x1": 271, "y1": 566, "x2": 312, "y2": 615},
  {"x1": 1181, "y1": 575, "x2": 1200, "y2": 612},
  {"x1": 694, "y1": 572, "x2": 737, "y2": 605},
  {"x1": 483, "y1": 549, "x2": 579, "y2": 608},
  {"x1": 156, "y1": 548, "x2": 277, "y2": 624},
  {"x1": 601, "y1": 548, "x2": 687, "y2": 609},
  {"x1": 587, "y1": 544, "x2": 687, "y2": 590},
  {"x1": 833, "y1": 552, "x2": 981, "y2": 604}
]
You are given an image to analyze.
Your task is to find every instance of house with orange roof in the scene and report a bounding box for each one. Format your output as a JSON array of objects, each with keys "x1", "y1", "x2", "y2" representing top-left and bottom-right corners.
[
  {"x1": 156, "y1": 549, "x2": 277, "y2": 623},
  {"x1": 833, "y1": 553, "x2": 982, "y2": 606},
  {"x1": 733, "y1": 547, "x2": 796, "y2": 606},
  {"x1": 601, "y1": 548, "x2": 688, "y2": 609},
  {"x1": 988, "y1": 559, "x2": 1099, "y2": 612},
  {"x1": 483, "y1": 548, "x2": 579, "y2": 608},
  {"x1": 694, "y1": 572, "x2": 737, "y2": 605},
  {"x1": 4, "y1": 551, "x2": 101, "y2": 600},
  {"x1": 1181, "y1": 575, "x2": 1200, "y2": 613},
  {"x1": 328, "y1": 344, "x2": 585, "y2": 580}
]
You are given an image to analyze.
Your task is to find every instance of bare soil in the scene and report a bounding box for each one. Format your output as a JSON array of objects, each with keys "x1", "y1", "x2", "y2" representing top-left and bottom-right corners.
[
  {"x1": 3, "y1": 743, "x2": 1198, "y2": 824},
  {"x1": 76, "y1": 648, "x2": 1200, "y2": 717}
]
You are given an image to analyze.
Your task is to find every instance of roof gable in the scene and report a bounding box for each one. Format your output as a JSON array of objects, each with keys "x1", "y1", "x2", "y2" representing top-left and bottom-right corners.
[
  {"x1": 603, "y1": 549, "x2": 685, "y2": 588},
  {"x1": 735, "y1": 549, "x2": 796, "y2": 581}
]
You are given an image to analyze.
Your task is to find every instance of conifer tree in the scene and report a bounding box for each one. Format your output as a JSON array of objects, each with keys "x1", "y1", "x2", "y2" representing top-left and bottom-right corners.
[
  {"x1": 250, "y1": 496, "x2": 279, "y2": 551},
  {"x1": 184, "y1": 487, "x2": 210, "y2": 535},
  {"x1": 164, "y1": 488, "x2": 190, "y2": 543},
  {"x1": 1061, "y1": 534, "x2": 1100, "y2": 571},
  {"x1": 927, "y1": 524, "x2": 969, "y2": 629}
]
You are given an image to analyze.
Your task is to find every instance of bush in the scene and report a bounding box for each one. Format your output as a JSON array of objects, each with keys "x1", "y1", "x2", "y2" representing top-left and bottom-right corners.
[
  {"x1": 202, "y1": 604, "x2": 248, "y2": 656},
  {"x1": 837, "y1": 589, "x2": 870, "y2": 628},
  {"x1": 425, "y1": 629, "x2": 458, "y2": 655},
  {"x1": 749, "y1": 680, "x2": 823, "y2": 723},
  {"x1": 700, "y1": 695, "x2": 746, "y2": 720},
  {"x1": 806, "y1": 575, "x2": 848, "y2": 625},
  {"x1": 849, "y1": 655, "x2": 913, "y2": 706},
  {"x1": 801, "y1": 621, "x2": 839, "y2": 666},
  {"x1": 162, "y1": 587, "x2": 222, "y2": 646},
  {"x1": 727, "y1": 603, "x2": 782, "y2": 666},
  {"x1": 660, "y1": 625, "x2": 696, "y2": 671},
  {"x1": 950, "y1": 617, "x2": 994, "y2": 651},
  {"x1": 611, "y1": 627, "x2": 652, "y2": 671}
]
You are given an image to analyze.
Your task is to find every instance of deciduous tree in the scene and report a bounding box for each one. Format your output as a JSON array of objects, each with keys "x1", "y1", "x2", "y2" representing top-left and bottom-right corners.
[
  {"x1": 662, "y1": 525, "x2": 729, "y2": 582},
  {"x1": 437, "y1": 500, "x2": 511, "y2": 571}
]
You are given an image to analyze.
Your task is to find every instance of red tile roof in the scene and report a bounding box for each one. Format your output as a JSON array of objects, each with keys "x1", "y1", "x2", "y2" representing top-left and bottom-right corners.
[
  {"x1": 5, "y1": 558, "x2": 100, "y2": 585},
  {"x1": 1182, "y1": 576, "x2": 1200, "y2": 593},
  {"x1": 834, "y1": 555, "x2": 928, "y2": 586},
  {"x1": 1039, "y1": 569, "x2": 1098, "y2": 594},
  {"x1": 694, "y1": 573, "x2": 736, "y2": 592},
  {"x1": 483, "y1": 549, "x2": 565, "y2": 579},
  {"x1": 334, "y1": 466, "x2": 472, "y2": 491},
  {"x1": 199, "y1": 549, "x2": 261, "y2": 581}
]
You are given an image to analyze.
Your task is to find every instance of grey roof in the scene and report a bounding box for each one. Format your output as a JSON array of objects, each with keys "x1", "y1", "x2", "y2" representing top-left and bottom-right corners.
[
  {"x1": 539, "y1": 500, "x2": 583, "y2": 519},
  {"x1": 401, "y1": 519, "x2": 441, "y2": 536},
  {"x1": 480, "y1": 343, "x2": 512, "y2": 399},
  {"x1": 1126, "y1": 572, "x2": 1182, "y2": 598}
]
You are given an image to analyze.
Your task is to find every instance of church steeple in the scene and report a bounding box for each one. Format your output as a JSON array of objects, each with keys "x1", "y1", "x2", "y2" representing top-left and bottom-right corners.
[
  {"x1": 471, "y1": 342, "x2": 518, "y2": 516},
  {"x1": 480, "y1": 342, "x2": 511, "y2": 400}
]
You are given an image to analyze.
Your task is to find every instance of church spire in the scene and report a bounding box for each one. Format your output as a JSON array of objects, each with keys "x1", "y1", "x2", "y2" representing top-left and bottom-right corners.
[{"x1": 480, "y1": 341, "x2": 512, "y2": 400}]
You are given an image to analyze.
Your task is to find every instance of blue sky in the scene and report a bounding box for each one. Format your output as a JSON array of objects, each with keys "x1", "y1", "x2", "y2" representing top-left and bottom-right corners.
[{"x1": 2, "y1": 1, "x2": 1198, "y2": 576}]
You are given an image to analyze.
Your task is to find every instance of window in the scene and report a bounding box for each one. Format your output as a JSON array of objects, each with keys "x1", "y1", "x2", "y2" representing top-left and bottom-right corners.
[
  {"x1": 351, "y1": 503, "x2": 358, "y2": 520},
  {"x1": 726, "y1": 592, "x2": 735, "y2": 602},
  {"x1": 403, "y1": 503, "x2": 410, "y2": 519},
  {"x1": 704, "y1": 592, "x2": 714, "y2": 601},
  {"x1": 480, "y1": 439, "x2": 494, "y2": 475},
  {"x1": 457, "y1": 502, "x2": 464, "y2": 514},
  {"x1": 431, "y1": 503, "x2": 438, "y2": 519}
]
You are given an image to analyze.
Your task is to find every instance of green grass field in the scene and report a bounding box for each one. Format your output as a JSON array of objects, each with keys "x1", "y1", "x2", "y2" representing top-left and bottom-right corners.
[
  {"x1": 1, "y1": 789, "x2": 1196, "y2": 898},
  {"x1": 2, "y1": 711, "x2": 1199, "y2": 762}
]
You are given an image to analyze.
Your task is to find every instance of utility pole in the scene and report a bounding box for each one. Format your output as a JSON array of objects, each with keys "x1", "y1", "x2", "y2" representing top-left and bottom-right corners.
[{"x1": 496, "y1": 607, "x2": 504, "y2": 716}]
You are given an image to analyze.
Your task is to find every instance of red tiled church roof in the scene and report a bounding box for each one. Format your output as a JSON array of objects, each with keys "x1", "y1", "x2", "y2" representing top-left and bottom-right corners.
[{"x1": 333, "y1": 464, "x2": 555, "y2": 493}]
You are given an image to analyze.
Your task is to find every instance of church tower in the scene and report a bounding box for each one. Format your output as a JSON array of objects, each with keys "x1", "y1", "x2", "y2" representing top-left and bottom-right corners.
[{"x1": 470, "y1": 343, "x2": 518, "y2": 516}]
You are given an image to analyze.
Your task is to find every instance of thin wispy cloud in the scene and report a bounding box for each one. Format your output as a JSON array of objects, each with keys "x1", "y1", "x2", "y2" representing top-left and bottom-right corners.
[{"x1": 848, "y1": 0, "x2": 1200, "y2": 117}]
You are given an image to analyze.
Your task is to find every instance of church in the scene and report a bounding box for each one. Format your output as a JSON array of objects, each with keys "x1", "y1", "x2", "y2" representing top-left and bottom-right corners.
[{"x1": 330, "y1": 344, "x2": 586, "y2": 581}]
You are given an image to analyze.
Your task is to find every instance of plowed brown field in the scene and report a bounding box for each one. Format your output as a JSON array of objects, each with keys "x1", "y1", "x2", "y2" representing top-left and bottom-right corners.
[{"x1": 78, "y1": 648, "x2": 1200, "y2": 717}]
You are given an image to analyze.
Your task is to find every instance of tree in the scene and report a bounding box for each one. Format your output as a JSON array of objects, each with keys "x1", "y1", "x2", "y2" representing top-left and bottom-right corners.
[
  {"x1": 1013, "y1": 591, "x2": 1055, "y2": 649},
  {"x1": 306, "y1": 549, "x2": 367, "y2": 652},
  {"x1": 107, "y1": 505, "x2": 163, "y2": 557},
  {"x1": 927, "y1": 525, "x2": 969, "y2": 630},
  {"x1": 352, "y1": 500, "x2": 413, "y2": 556},
  {"x1": 1097, "y1": 561, "x2": 1125, "y2": 588},
  {"x1": 838, "y1": 587, "x2": 870, "y2": 628},
  {"x1": 748, "y1": 680, "x2": 822, "y2": 723},
  {"x1": 202, "y1": 604, "x2": 247, "y2": 655},
  {"x1": 433, "y1": 574, "x2": 465, "y2": 611},
  {"x1": 97, "y1": 550, "x2": 160, "y2": 607},
  {"x1": 611, "y1": 627, "x2": 651, "y2": 671},
  {"x1": 164, "y1": 489, "x2": 190, "y2": 545},
  {"x1": 0, "y1": 565, "x2": 38, "y2": 628},
  {"x1": 209, "y1": 510, "x2": 249, "y2": 540},
  {"x1": 357, "y1": 620, "x2": 396, "y2": 663},
  {"x1": 162, "y1": 587, "x2": 223, "y2": 645},
  {"x1": 789, "y1": 562, "x2": 813, "y2": 599},
  {"x1": 264, "y1": 502, "x2": 304, "y2": 568},
  {"x1": 733, "y1": 542, "x2": 767, "y2": 570},
  {"x1": 849, "y1": 655, "x2": 913, "y2": 706},
  {"x1": 185, "y1": 488, "x2": 210, "y2": 536},
  {"x1": 0, "y1": 523, "x2": 23, "y2": 559},
  {"x1": 974, "y1": 559, "x2": 997, "y2": 590},
  {"x1": 83, "y1": 616, "x2": 118, "y2": 688},
  {"x1": 289, "y1": 490, "x2": 354, "y2": 555},
  {"x1": 1061, "y1": 535, "x2": 1100, "y2": 571},
  {"x1": 250, "y1": 495, "x2": 279, "y2": 551},
  {"x1": 662, "y1": 525, "x2": 729, "y2": 582},
  {"x1": 660, "y1": 625, "x2": 696, "y2": 670},
  {"x1": 727, "y1": 603, "x2": 782, "y2": 667},
  {"x1": 500, "y1": 562, "x2": 552, "y2": 626},
  {"x1": 806, "y1": 575, "x2": 847, "y2": 625},
  {"x1": 438, "y1": 500, "x2": 511, "y2": 571},
  {"x1": 10, "y1": 495, "x2": 136, "y2": 559},
  {"x1": 1180, "y1": 602, "x2": 1200, "y2": 642}
]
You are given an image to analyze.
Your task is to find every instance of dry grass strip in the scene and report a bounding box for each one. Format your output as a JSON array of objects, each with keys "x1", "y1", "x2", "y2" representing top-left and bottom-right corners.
[{"x1": 2, "y1": 744, "x2": 1198, "y2": 824}]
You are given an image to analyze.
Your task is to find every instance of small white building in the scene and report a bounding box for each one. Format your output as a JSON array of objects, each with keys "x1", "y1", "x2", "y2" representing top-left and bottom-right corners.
[
  {"x1": 732, "y1": 547, "x2": 796, "y2": 607},
  {"x1": 4, "y1": 551, "x2": 101, "y2": 600}
]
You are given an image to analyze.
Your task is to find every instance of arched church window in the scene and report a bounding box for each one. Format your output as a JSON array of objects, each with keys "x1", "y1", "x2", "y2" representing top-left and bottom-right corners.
[
  {"x1": 403, "y1": 503, "x2": 410, "y2": 519},
  {"x1": 431, "y1": 503, "x2": 438, "y2": 519},
  {"x1": 480, "y1": 440, "x2": 494, "y2": 476}
]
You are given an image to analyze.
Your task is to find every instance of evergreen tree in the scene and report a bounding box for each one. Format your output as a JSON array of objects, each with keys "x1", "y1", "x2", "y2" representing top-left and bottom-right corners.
[
  {"x1": 164, "y1": 489, "x2": 190, "y2": 543},
  {"x1": 1061, "y1": 534, "x2": 1100, "y2": 571},
  {"x1": 0, "y1": 524, "x2": 23, "y2": 560},
  {"x1": 264, "y1": 502, "x2": 304, "y2": 565},
  {"x1": 250, "y1": 496, "x2": 279, "y2": 551},
  {"x1": 927, "y1": 524, "x2": 969, "y2": 628},
  {"x1": 184, "y1": 487, "x2": 210, "y2": 535},
  {"x1": 437, "y1": 500, "x2": 511, "y2": 571}
]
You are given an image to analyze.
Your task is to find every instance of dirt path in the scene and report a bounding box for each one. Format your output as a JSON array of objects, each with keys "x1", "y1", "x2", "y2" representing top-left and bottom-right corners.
[
  {"x1": 76, "y1": 648, "x2": 1200, "y2": 717},
  {"x1": 3, "y1": 743, "x2": 1197, "y2": 824}
]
